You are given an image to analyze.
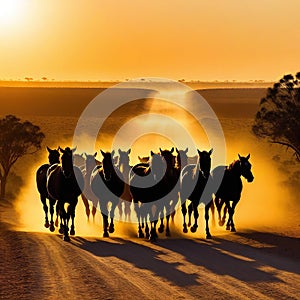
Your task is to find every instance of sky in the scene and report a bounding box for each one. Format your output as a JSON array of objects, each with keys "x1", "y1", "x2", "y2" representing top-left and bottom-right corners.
[{"x1": 0, "y1": 0, "x2": 300, "y2": 82}]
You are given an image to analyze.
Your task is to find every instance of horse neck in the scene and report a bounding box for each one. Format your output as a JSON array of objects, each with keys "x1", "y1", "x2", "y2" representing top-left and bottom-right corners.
[
  {"x1": 118, "y1": 159, "x2": 130, "y2": 175},
  {"x1": 228, "y1": 161, "x2": 241, "y2": 177},
  {"x1": 49, "y1": 156, "x2": 59, "y2": 165},
  {"x1": 195, "y1": 157, "x2": 210, "y2": 178}
]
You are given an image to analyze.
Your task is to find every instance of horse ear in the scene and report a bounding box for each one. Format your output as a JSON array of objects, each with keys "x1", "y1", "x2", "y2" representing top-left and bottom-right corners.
[
  {"x1": 197, "y1": 149, "x2": 201, "y2": 156},
  {"x1": 185, "y1": 147, "x2": 188, "y2": 154},
  {"x1": 209, "y1": 148, "x2": 213, "y2": 155},
  {"x1": 111, "y1": 150, "x2": 115, "y2": 157},
  {"x1": 170, "y1": 147, "x2": 174, "y2": 153},
  {"x1": 159, "y1": 148, "x2": 163, "y2": 153},
  {"x1": 94, "y1": 152, "x2": 97, "y2": 157},
  {"x1": 71, "y1": 146, "x2": 77, "y2": 153},
  {"x1": 138, "y1": 156, "x2": 141, "y2": 161},
  {"x1": 176, "y1": 148, "x2": 179, "y2": 154},
  {"x1": 238, "y1": 154, "x2": 242, "y2": 160},
  {"x1": 46, "y1": 146, "x2": 52, "y2": 153},
  {"x1": 100, "y1": 150, "x2": 105, "y2": 157},
  {"x1": 83, "y1": 152, "x2": 87, "y2": 158},
  {"x1": 246, "y1": 153, "x2": 250, "y2": 160},
  {"x1": 151, "y1": 151, "x2": 155, "y2": 156},
  {"x1": 127, "y1": 149, "x2": 131, "y2": 154},
  {"x1": 59, "y1": 146, "x2": 64, "y2": 154},
  {"x1": 118, "y1": 149, "x2": 121, "y2": 155}
]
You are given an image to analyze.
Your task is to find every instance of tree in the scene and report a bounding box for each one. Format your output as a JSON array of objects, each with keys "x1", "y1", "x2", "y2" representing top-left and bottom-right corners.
[
  {"x1": 0, "y1": 115, "x2": 45, "y2": 199},
  {"x1": 252, "y1": 72, "x2": 300, "y2": 161}
]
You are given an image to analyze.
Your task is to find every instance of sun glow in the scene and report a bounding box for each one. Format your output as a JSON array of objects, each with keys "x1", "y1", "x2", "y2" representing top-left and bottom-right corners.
[{"x1": 0, "y1": 0, "x2": 24, "y2": 26}]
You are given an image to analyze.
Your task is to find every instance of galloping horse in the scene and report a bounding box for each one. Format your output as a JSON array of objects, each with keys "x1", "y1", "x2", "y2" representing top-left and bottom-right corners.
[
  {"x1": 47, "y1": 147, "x2": 84, "y2": 241},
  {"x1": 80, "y1": 152, "x2": 99, "y2": 221},
  {"x1": 180, "y1": 149, "x2": 214, "y2": 238},
  {"x1": 157, "y1": 147, "x2": 180, "y2": 237},
  {"x1": 36, "y1": 147, "x2": 60, "y2": 232},
  {"x1": 129, "y1": 151, "x2": 167, "y2": 240},
  {"x1": 91, "y1": 150, "x2": 125, "y2": 237},
  {"x1": 212, "y1": 154, "x2": 254, "y2": 232},
  {"x1": 117, "y1": 149, "x2": 132, "y2": 221}
]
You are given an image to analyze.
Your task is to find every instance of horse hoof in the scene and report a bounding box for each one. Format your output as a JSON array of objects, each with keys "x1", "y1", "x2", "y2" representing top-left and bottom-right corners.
[
  {"x1": 158, "y1": 226, "x2": 164, "y2": 234},
  {"x1": 149, "y1": 235, "x2": 157, "y2": 242},
  {"x1": 103, "y1": 232, "x2": 109, "y2": 238},
  {"x1": 44, "y1": 222, "x2": 50, "y2": 228},
  {"x1": 187, "y1": 222, "x2": 191, "y2": 227},
  {"x1": 55, "y1": 220, "x2": 58, "y2": 227},
  {"x1": 231, "y1": 227, "x2": 236, "y2": 232},
  {"x1": 63, "y1": 235, "x2": 70, "y2": 242},
  {"x1": 226, "y1": 226, "x2": 230, "y2": 231},
  {"x1": 183, "y1": 227, "x2": 188, "y2": 234},
  {"x1": 59, "y1": 228, "x2": 64, "y2": 234},
  {"x1": 166, "y1": 230, "x2": 171, "y2": 237},
  {"x1": 70, "y1": 229, "x2": 75, "y2": 235},
  {"x1": 138, "y1": 232, "x2": 145, "y2": 238},
  {"x1": 109, "y1": 226, "x2": 115, "y2": 233},
  {"x1": 49, "y1": 225, "x2": 55, "y2": 232},
  {"x1": 219, "y1": 221, "x2": 225, "y2": 226},
  {"x1": 206, "y1": 234, "x2": 212, "y2": 239},
  {"x1": 190, "y1": 226, "x2": 197, "y2": 233}
]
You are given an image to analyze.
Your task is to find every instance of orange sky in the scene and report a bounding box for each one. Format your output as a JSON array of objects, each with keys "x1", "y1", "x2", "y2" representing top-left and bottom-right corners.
[{"x1": 0, "y1": 0, "x2": 299, "y2": 81}]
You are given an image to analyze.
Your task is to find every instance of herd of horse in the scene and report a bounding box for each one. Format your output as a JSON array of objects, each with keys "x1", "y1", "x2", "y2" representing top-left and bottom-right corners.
[{"x1": 36, "y1": 146, "x2": 254, "y2": 242}]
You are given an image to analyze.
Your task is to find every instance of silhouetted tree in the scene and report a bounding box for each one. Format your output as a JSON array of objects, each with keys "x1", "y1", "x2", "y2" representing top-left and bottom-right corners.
[
  {"x1": 252, "y1": 72, "x2": 300, "y2": 161},
  {"x1": 0, "y1": 115, "x2": 45, "y2": 199}
]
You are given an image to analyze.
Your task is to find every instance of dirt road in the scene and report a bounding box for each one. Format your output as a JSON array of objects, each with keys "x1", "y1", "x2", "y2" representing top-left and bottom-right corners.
[{"x1": 1, "y1": 201, "x2": 299, "y2": 300}]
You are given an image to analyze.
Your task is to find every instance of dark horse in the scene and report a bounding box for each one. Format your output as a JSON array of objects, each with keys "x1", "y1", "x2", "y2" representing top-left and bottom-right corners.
[
  {"x1": 36, "y1": 147, "x2": 60, "y2": 232},
  {"x1": 91, "y1": 150, "x2": 125, "y2": 237},
  {"x1": 47, "y1": 147, "x2": 84, "y2": 241},
  {"x1": 180, "y1": 149, "x2": 214, "y2": 239},
  {"x1": 130, "y1": 150, "x2": 177, "y2": 240},
  {"x1": 212, "y1": 154, "x2": 254, "y2": 232}
]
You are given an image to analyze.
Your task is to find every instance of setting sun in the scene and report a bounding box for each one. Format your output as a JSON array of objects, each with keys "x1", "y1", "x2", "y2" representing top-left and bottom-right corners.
[{"x1": 0, "y1": 0, "x2": 24, "y2": 26}]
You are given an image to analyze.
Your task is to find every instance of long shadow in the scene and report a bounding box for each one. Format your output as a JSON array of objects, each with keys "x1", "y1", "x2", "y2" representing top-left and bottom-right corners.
[
  {"x1": 234, "y1": 231, "x2": 300, "y2": 262},
  {"x1": 74, "y1": 235, "x2": 282, "y2": 285},
  {"x1": 74, "y1": 236, "x2": 198, "y2": 287}
]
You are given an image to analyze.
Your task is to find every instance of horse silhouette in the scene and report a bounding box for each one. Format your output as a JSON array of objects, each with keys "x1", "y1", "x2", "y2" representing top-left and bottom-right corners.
[
  {"x1": 212, "y1": 154, "x2": 254, "y2": 232},
  {"x1": 180, "y1": 149, "x2": 214, "y2": 238},
  {"x1": 91, "y1": 150, "x2": 125, "y2": 237},
  {"x1": 157, "y1": 147, "x2": 180, "y2": 237},
  {"x1": 117, "y1": 149, "x2": 133, "y2": 221},
  {"x1": 47, "y1": 147, "x2": 84, "y2": 241},
  {"x1": 36, "y1": 146, "x2": 60, "y2": 232},
  {"x1": 129, "y1": 151, "x2": 167, "y2": 240},
  {"x1": 80, "y1": 152, "x2": 99, "y2": 221}
]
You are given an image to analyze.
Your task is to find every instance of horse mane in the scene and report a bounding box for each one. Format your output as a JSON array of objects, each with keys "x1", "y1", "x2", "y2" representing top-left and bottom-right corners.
[{"x1": 227, "y1": 160, "x2": 241, "y2": 173}]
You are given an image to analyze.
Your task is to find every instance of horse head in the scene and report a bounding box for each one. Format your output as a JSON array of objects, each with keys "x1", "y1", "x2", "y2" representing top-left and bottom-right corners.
[
  {"x1": 47, "y1": 146, "x2": 60, "y2": 165},
  {"x1": 100, "y1": 150, "x2": 115, "y2": 181},
  {"x1": 138, "y1": 156, "x2": 149, "y2": 163},
  {"x1": 197, "y1": 148, "x2": 213, "y2": 178},
  {"x1": 238, "y1": 153, "x2": 254, "y2": 182},
  {"x1": 175, "y1": 147, "x2": 188, "y2": 169},
  {"x1": 59, "y1": 147, "x2": 75, "y2": 178},
  {"x1": 118, "y1": 148, "x2": 131, "y2": 168},
  {"x1": 84, "y1": 152, "x2": 97, "y2": 172},
  {"x1": 150, "y1": 151, "x2": 166, "y2": 182}
]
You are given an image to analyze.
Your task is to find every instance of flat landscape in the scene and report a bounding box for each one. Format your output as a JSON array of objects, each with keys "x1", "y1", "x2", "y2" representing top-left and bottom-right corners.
[{"x1": 0, "y1": 86, "x2": 299, "y2": 299}]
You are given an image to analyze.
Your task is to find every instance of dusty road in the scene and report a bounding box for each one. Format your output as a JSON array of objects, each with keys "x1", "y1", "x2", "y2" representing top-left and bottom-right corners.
[{"x1": 1, "y1": 201, "x2": 300, "y2": 300}]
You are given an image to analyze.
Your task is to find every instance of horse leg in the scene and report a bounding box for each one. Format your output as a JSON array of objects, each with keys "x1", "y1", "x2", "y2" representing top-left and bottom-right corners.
[
  {"x1": 101, "y1": 203, "x2": 109, "y2": 237},
  {"x1": 124, "y1": 201, "x2": 131, "y2": 222},
  {"x1": 205, "y1": 201, "x2": 213, "y2": 239},
  {"x1": 229, "y1": 201, "x2": 238, "y2": 232},
  {"x1": 60, "y1": 203, "x2": 70, "y2": 242},
  {"x1": 117, "y1": 200, "x2": 123, "y2": 220},
  {"x1": 69, "y1": 199, "x2": 77, "y2": 236},
  {"x1": 225, "y1": 200, "x2": 231, "y2": 231},
  {"x1": 165, "y1": 203, "x2": 171, "y2": 237},
  {"x1": 41, "y1": 195, "x2": 49, "y2": 228},
  {"x1": 134, "y1": 202, "x2": 144, "y2": 238},
  {"x1": 150, "y1": 220, "x2": 158, "y2": 242},
  {"x1": 109, "y1": 201, "x2": 117, "y2": 233},
  {"x1": 181, "y1": 201, "x2": 188, "y2": 233},
  {"x1": 158, "y1": 205, "x2": 165, "y2": 234},
  {"x1": 92, "y1": 205, "x2": 97, "y2": 222},
  {"x1": 49, "y1": 198, "x2": 56, "y2": 232},
  {"x1": 222, "y1": 205, "x2": 227, "y2": 227},
  {"x1": 190, "y1": 204, "x2": 199, "y2": 233},
  {"x1": 187, "y1": 202, "x2": 193, "y2": 227},
  {"x1": 210, "y1": 200, "x2": 216, "y2": 228},
  {"x1": 81, "y1": 194, "x2": 90, "y2": 221}
]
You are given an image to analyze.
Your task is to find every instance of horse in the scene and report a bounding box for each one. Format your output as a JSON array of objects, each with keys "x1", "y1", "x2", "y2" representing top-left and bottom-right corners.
[
  {"x1": 180, "y1": 149, "x2": 214, "y2": 239},
  {"x1": 47, "y1": 147, "x2": 84, "y2": 241},
  {"x1": 117, "y1": 149, "x2": 133, "y2": 221},
  {"x1": 80, "y1": 152, "x2": 99, "y2": 221},
  {"x1": 91, "y1": 150, "x2": 125, "y2": 237},
  {"x1": 36, "y1": 146, "x2": 61, "y2": 232},
  {"x1": 156, "y1": 147, "x2": 180, "y2": 237},
  {"x1": 212, "y1": 154, "x2": 254, "y2": 232},
  {"x1": 130, "y1": 150, "x2": 180, "y2": 240}
]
